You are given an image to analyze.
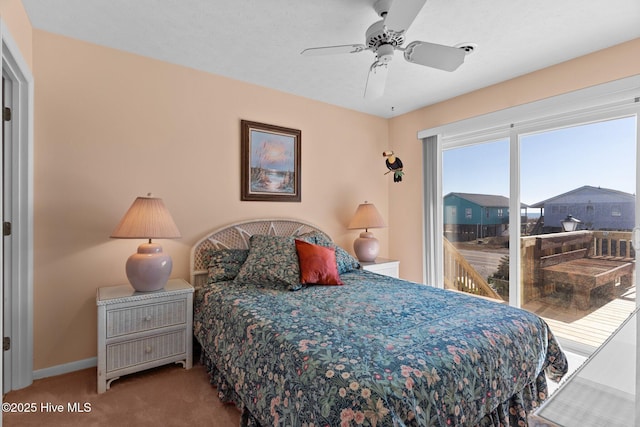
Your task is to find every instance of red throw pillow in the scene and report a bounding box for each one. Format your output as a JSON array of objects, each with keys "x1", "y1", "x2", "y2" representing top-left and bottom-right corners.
[{"x1": 295, "y1": 239, "x2": 344, "y2": 285}]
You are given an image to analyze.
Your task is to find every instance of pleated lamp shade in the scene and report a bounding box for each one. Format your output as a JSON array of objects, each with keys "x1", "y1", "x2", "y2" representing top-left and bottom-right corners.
[
  {"x1": 111, "y1": 194, "x2": 181, "y2": 292},
  {"x1": 348, "y1": 202, "x2": 386, "y2": 231},
  {"x1": 111, "y1": 195, "x2": 181, "y2": 240},
  {"x1": 348, "y1": 202, "x2": 386, "y2": 262}
]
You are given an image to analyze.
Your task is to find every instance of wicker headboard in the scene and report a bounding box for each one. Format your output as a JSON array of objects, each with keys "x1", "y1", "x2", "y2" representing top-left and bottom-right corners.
[{"x1": 190, "y1": 219, "x2": 331, "y2": 288}]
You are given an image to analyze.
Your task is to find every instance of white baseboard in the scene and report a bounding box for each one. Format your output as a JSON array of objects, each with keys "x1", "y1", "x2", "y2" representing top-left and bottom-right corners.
[{"x1": 33, "y1": 357, "x2": 97, "y2": 380}]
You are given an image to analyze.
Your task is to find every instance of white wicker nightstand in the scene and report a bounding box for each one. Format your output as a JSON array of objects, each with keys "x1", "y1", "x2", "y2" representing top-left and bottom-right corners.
[
  {"x1": 96, "y1": 278, "x2": 194, "y2": 393},
  {"x1": 361, "y1": 258, "x2": 400, "y2": 278}
]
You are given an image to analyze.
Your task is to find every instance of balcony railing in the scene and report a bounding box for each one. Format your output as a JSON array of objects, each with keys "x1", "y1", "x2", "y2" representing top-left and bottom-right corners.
[
  {"x1": 590, "y1": 230, "x2": 635, "y2": 260},
  {"x1": 444, "y1": 230, "x2": 634, "y2": 304},
  {"x1": 442, "y1": 237, "x2": 503, "y2": 300}
]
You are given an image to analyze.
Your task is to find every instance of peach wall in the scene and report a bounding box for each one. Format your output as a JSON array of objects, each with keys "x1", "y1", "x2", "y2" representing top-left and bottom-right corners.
[
  {"x1": 0, "y1": 0, "x2": 32, "y2": 69},
  {"x1": 389, "y1": 38, "x2": 640, "y2": 283},
  {"x1": 33, "y1": 30, "x2": 389, "y2": 369},
  {"x1": 19, "y1": 9, "x2": 640, "y2": 370}
]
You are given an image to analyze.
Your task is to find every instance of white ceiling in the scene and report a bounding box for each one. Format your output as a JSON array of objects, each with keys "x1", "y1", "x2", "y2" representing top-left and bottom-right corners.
[{"x1": 22, "y1": 0, "x2": 640, "y2": 118}]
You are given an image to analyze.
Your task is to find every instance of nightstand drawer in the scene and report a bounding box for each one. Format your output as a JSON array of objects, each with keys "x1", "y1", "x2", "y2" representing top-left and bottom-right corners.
[
  {"x1": 106, "y1": 300, "x2": 187, "y2": 338},
  {"x1": 106, "y1": 329, "x2": 186, "y2": 372}
]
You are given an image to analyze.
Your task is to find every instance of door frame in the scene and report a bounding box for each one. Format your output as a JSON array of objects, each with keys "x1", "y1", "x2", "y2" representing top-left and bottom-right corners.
[{"x1": 1, "y1": 18, "x2": 34, "y2": 392}]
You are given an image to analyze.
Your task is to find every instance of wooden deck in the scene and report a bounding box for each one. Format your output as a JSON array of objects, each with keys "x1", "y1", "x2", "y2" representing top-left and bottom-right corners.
[
  {"x1": 446, "y1": 232, "x2": 638, "y2": 351},
  {"x1": 523, "y1": 286, "x2": 636, "y2": 349}
]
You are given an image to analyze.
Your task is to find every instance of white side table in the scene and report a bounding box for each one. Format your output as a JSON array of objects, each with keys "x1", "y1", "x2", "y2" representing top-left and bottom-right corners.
[
  {"x1": 361, "y1": 258, "x2": 400, "y2": 278},
  {"x1": 96, "y1": 278, "x2": 194, "y2": 393}
]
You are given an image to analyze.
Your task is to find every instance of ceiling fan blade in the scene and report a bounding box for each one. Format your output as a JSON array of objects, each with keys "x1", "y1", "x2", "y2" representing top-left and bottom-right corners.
[
  {"x1": 301, "y1": 44, "x2": 367, "y2": 56},
  {"x1": 403, "y1": 41, "x2": 466, "y2": 71},
  {"x1": 384, "y1": 0, "x2": 427, "y2": 33},
  {"x1": 364, "y1": 61, "x2": 389, "y2": 99}
]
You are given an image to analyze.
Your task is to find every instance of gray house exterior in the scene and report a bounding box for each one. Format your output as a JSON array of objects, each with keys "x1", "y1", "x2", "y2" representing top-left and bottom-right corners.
[{"x1": 530, "y1": 185, "x2": 635, "y2": 232}]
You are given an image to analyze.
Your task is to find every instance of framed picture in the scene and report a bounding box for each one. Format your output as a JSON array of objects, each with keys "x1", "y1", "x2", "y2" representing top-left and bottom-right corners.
[{"x1": 241, "y1": 120, "x2": 301, "y2": 202}]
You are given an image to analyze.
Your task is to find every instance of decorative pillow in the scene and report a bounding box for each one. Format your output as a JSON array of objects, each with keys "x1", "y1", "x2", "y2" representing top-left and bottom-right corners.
[
  {"x1": 234, "y1": 235, "x2": 302, "y2": 291},
  {"x1": 207, "y1": 249, "x2": 249, "y2": 283},
  {"x1": 299, "y1": 231, "x2": 360, "y2": 273},
  {"x1": 295, "y1": 239, "x2": 343, "y2": 286}
]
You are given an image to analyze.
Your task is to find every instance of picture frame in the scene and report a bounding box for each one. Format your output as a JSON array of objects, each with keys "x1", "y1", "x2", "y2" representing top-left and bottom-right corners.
[{"x1": 241, "y1": 120, "x2": 301, "y2": 202}]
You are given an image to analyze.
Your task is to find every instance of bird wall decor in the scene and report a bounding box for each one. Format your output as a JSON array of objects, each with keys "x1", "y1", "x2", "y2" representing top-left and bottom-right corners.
[{"x1": 383, "y1": 151, "x2": 404, "y2": 183}]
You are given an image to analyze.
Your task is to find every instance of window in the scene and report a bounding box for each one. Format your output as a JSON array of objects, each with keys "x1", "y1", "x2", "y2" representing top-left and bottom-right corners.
[
  {"x1": 465, "y1": 208, "x2": 471, "y2": 219},
  {"x1": 611, "y1": 205, "x2": 622, "y2": 216}
]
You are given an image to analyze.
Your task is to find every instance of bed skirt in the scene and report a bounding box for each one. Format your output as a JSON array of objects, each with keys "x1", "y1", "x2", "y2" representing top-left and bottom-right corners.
[{"x1": 200, "y1": 348, "x2": 555, "y2": 427}]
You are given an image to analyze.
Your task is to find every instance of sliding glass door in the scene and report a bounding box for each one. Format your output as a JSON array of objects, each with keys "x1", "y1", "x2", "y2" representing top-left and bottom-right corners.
[
  {"x1": 519, "y1": 117, "x2": 637, "y2": 352},
  {"x1": 440, "y1": 114, "x2": 638, "y2": 354}
]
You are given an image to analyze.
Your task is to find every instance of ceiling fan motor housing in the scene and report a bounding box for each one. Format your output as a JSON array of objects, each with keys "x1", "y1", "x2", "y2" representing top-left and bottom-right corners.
[{"x1": 366, "y1": 20, "x2": 405, "y2": 50}]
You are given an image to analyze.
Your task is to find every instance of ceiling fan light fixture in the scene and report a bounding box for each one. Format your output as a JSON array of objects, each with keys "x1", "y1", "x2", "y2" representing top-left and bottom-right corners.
[{"x1": 376, "y1": 44, "x2": 395, "y2": 63}]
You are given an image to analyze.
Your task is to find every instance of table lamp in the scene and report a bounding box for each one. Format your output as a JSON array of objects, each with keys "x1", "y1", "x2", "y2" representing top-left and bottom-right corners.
[
  {"x1": 348, "y1": 201, "x2": 386, "y2": 262},
  {"x1": 111, "y1": 194, "x2": 181, "y2": 292}
]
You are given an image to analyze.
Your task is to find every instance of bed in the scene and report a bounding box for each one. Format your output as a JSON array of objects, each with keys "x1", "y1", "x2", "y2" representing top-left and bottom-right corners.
[{"x1": 191, "y1": 219, "x2": 568, "y2": 427}]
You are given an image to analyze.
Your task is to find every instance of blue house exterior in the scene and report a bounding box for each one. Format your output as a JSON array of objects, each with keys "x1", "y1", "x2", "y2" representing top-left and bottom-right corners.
[
  {"x1": 444, "y1": 193, "x2": 511, "y2": 241},
  {"x1": 530, "y1": 185, "x2": 635, "y2": 232}
]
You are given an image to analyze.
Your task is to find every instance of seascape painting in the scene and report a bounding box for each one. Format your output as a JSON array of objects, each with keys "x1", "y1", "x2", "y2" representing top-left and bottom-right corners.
[
  {"x1": 241, "y1": 120, "x2": 301, "y2": 202},
  {"x1": 249, "y1": 130, "x2": 295, "y2": 194}
]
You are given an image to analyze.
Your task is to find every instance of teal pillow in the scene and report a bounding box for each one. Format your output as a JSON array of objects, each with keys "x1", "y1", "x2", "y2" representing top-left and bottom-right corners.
[
  {"x1": 300, "y1": 231, "x2": 360, "y2": 273},
  {"x1": 234, "y1": 235, "x2": 302, "y2": 291},
  {"x1": 207, "y1": 249, "x2": 249, "y2": 283}
]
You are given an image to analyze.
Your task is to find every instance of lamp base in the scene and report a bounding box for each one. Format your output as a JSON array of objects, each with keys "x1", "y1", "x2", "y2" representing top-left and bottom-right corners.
[
  {"x1": 125, "y1": 242, "x2": 172, "y2": 292},
  {"x1": 353, "y1": 231, "x2": 380, "y2": 263}
]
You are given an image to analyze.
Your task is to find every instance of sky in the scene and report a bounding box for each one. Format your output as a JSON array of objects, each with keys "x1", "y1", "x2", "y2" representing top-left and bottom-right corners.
[
  {"x1": 250, "y1": 130, "x2": 295, "y2": 171},
  {"x1": 443, "y1": 116, "x2": 637, "y2": 206}
]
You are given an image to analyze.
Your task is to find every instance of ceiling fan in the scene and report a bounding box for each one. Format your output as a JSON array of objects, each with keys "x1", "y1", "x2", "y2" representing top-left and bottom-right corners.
[{"x1": 301, "y1": 0, "x2": 469, "y2": 99}]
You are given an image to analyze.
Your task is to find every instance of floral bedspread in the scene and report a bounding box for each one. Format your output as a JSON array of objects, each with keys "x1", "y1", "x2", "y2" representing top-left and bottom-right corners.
[{"x1": 194, "y1": 270, "x2": 568, "y2": 427}]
